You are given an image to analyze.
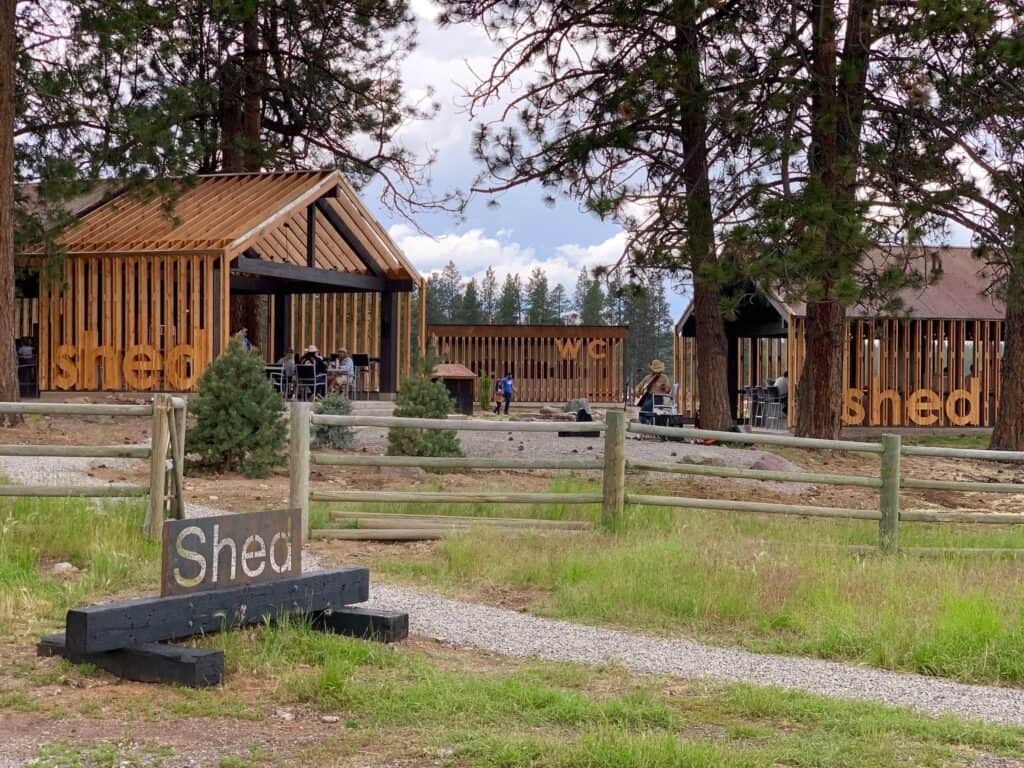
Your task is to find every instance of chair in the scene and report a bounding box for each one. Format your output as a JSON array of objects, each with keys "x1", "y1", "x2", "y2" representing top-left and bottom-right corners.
[
  {"x1": 758, "y1": 386, "x2": 784, "y2": 429},
  {"x1": 264, "y1": 365, "x2": 287, "y2": 397},
  {"x1": 296, "y1": 363, "x2": 326, "y2": 401}
]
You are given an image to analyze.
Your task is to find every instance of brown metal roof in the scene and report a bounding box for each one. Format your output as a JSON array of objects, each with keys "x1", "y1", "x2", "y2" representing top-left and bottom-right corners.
[
  {"x1": 38, "y1": 170, "x2": 420, "y2": 281},
  {"x1": 782, "y1": 247, "x2": 1003, "y2": 321},
  {"x1": 432, "y1": 363, "x2": 478, "y2": 380}
]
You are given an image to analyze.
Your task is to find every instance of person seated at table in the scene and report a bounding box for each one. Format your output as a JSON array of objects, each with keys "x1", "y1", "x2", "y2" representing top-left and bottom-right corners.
[
  {"x1": 300, "y1": 345, "x2": 327, "y2": 375},
  {"x1": 773, "y1": 370, "x2": 789, "y2": 413},
  {"x1": 329, "y1": 349, "x2": 355, "y2": 395},
  {"x1": 635, "y1": 359, "x2": 671, "y2": 412}
]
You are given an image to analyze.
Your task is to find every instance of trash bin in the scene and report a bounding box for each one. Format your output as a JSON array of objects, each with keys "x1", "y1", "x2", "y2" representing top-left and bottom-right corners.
[{"x1": 431, "y1": 363, "x2": 478, "y2": 416}]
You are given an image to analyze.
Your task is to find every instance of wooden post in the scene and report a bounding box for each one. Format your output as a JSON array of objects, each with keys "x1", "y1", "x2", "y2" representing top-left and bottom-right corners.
[
  {"x1": 168, "y1": 398, "x2": 187, "y2": 519},
  {"x1": 144, "y1": 394, "x2": 171, "y2": 539},
  {"x1": 879, "y1": 432, "x2": 901, "y2": 553},
  {"x1": 289, "y1": 401, "x2": 311, "y2": 541},
  {"x1": 601, "y1": 410, "x2": 626, "y2": 529}
]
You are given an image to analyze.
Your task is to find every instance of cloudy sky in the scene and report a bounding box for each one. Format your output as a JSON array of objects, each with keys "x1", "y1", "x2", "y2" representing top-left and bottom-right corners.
[{"x1": 363, "y1": 0, "x2": 691, "y2": 316}]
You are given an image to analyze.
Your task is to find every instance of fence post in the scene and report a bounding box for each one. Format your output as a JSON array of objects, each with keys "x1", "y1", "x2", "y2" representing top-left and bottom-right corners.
[
  {"x1": 879, "y1": 432, "x2": 901, "y2": 553},
  {"x1": 144, "y1": 394, "x2": 171, "y2": 540},
  {"x1": 601, "y1": 410, "x2": 626, "y2": 529},
  {"x1": 289, "y1": 402, "x2": 312, "y2": 542}
]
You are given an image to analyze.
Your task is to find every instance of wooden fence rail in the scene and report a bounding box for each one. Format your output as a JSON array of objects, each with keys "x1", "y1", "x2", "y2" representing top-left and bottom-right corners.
[
  {"x1": 0, "y1": 398, "x2": 187, "y2": 540},
  {"x1": 291, "y1": 405, "x2": 1024, "y2": 550}
]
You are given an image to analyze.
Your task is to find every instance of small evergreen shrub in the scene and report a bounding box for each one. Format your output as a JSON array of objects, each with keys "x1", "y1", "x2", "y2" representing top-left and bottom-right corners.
[
  {"x1": 312, "y1": 393, "x2": 354, "y2": 449},
  {"x1": 478, "y1": 373, "x2": 493, "y2": 411},
  {"x1": 186, "y1": 336, "x2": 287, "y2": 477},
  {"x1": 387, "y1": 359, "x2": 462, "y2": 458}
]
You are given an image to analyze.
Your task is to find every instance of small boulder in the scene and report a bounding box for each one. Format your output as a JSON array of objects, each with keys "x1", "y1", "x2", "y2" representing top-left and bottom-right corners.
[
  {"x1": 538, "y1": 405, "x2": 562, "y2": 416},
  {"x1": 51, "y1": 562, "x2": 79, "y2": 576},
  {"x1": 748, "y1": 454, "x2": 796, "y2": 472},
  {"x1": 566, "y1": 397, "x2": 590, "y2": 413}
]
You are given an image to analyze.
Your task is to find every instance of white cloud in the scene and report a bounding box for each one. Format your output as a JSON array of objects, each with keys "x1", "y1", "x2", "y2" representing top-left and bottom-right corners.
[{"x1": 388, "y1": 225, "x2": 628, "y2": 291}]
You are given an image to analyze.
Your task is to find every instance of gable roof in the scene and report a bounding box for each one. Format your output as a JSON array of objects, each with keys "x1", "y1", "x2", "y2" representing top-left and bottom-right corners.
[
  {"x1": 31, "y1": 170, "x2": 420, "y2": 282},
  {"x1": 676, "y1": 246, "x2": 1004, "y2": 331},
  {"x1": 781, "y1": 247, "x2": 1003, "y2": 321}
]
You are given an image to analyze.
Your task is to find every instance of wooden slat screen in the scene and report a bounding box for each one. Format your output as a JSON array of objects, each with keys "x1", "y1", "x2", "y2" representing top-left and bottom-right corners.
[
  {"x1": 38, "y1": 254, "x2": 217, "y2": 391},
  {"x1": 427, "y1": 325, "x2": 627, "y2": 403}
]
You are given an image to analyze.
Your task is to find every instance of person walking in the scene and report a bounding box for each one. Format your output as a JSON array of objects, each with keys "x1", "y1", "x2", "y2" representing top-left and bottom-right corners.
[{"x1": 494, "y1": 373, "x2": 515, "y2": 415}]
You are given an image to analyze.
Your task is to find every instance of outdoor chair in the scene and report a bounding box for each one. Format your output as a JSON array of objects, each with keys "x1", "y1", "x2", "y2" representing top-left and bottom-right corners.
[
  {"x1": 296, "y1": 363, "x2": 327, "y2": 401},
  {"x1": 264, "y1": 366, "x2": 287, "y2": 397},
  {"x1": 757, "y1": 386, "x2": 785, "y2": 430}
]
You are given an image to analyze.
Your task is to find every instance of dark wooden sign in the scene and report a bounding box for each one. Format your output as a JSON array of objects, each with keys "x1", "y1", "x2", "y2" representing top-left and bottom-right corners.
[{"x1": 161, "y1": 509, "x2": 301, "y2": 597}]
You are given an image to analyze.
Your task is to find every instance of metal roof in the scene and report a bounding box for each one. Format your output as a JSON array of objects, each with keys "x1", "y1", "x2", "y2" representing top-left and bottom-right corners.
[
  {"x1": 675, "y1": 247, "x2": 1004, "y2": 327},
  {"x1": 432, "y1": 363, "x2": 478, "y2": 380},
  {"x1": 781, "y1": 247, "x2": 1004, "y2": 321},
  {"x1": 38, "y1": 170, "x2": 420, "y2": 282}
]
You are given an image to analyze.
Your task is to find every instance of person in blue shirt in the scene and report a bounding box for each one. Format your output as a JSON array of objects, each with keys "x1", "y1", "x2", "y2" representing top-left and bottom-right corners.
[{"x1": 494, "y1": 373, "x2": 515, "y2": 415}]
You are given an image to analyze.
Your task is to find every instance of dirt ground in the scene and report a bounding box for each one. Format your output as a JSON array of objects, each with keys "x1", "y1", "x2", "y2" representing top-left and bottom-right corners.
[{"x1": 0, "y1": 635, "x2": 532, "y2": 768}]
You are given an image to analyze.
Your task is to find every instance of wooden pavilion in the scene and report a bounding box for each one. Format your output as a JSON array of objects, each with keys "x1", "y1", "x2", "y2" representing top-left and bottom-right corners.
[
  {"x1": 673, "y1": 247, "x2": 1006, "y2": 428},
  {"x1": 428, "y1": 324, "x2": 628, "y2": 404},
  {"x1": 17, "y1": 171, "x2": 424, "y2": 394}
]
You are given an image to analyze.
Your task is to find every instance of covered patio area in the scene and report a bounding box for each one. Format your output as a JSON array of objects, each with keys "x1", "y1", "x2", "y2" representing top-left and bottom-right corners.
[{"x1": 19, "y1": 171, "x2": 423, "y2": 394}]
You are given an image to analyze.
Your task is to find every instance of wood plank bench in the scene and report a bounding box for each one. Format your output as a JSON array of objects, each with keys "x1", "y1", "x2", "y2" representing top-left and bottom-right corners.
[{"x1": 40, "y1": 568, "x2": 408, "y2": 687}]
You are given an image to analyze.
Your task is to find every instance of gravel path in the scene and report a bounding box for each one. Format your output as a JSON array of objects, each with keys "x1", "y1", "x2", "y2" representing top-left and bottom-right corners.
[{"x1": 366, "y1": 582, "x2": 1024, "y2": 727}]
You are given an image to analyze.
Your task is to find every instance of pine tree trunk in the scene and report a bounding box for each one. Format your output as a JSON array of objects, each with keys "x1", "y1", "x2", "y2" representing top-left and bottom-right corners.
[
  {"x1": 991, "y1": 259, "x2": 1024, "y2": 451},
  {"x1": 223, "y1": 13, "x2": 264, "y2": 349},
  {"x1": 0, "y1": 0, "x2": 21, "y2": 424},
  {"x1": 674, "y1": 0, "x2": 732, "y2": 431},
  {"x1": 795, "y1": 300, "x2": 845, "y2": 439},
  {"x1": 692, "y1": 281, "x2": 732, "y2": 430}
]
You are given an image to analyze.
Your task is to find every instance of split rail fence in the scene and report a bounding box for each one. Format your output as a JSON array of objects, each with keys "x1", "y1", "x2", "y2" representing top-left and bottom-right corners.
[
  {"x1": 288, "y1": 406, "x2": 1024, "y2": 551},
  {"x1": 0, "y1": 396, "x2": 187, "y2": 539}
]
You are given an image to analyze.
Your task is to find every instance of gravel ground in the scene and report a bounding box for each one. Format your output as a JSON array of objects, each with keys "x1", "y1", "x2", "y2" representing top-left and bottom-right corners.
[{"x1": 366, "y1": 582, "x2": 1024, "y2": 727}]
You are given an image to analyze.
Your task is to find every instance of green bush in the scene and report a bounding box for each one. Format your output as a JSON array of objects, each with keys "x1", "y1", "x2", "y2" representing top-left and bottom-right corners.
[
  {"x1": 312, "y1": 392, "x2": 354, "y2": 449},
  {"x1": 479, "y1": 373, "x2": 493, "y2": 411},
  {"x1": 185, "y1": 336, "x2": 287, "y2": 477},
  {"x1": 387, "y1": 360, "x2": 462, "y2": 458}
]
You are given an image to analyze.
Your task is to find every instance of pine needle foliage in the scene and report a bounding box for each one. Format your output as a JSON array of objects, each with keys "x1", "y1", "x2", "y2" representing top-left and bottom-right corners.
[
  {"x1": 312, "y1": 393, "x2": 355, "y2": 449},
  {"x1": 387, "y1": 355, "x2": 462, "y2": 458},
  {"x1": 186, "y1": 336, "x2": 287, "y2": 477}
]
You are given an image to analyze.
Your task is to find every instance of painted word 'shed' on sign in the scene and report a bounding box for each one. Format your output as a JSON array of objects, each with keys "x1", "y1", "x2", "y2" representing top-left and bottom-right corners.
[{"x1": 161, "y1": 509, "x2": 301, "y2": 597}]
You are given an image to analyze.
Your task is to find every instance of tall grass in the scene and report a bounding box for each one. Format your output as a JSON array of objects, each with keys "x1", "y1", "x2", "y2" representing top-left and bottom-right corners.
[
  {"x1": 376, "y1": 501, "x2": 1024, "y2": 685},
  {"x1": 0, "y1": 497, "x2": 158, "y2": 639},
  {"x1": 197, "y1": 620, "x2": 1024, "y2": 768}
]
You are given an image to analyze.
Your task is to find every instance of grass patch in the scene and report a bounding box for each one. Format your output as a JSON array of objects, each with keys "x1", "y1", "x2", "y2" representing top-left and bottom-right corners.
[
  {"x1": 195, "y1": 621, "x2": 1024, "y2": 768},
  {"x1": 375, "y1": 503, "x2": 1024, "y2": 685},
  {"x1": 902, "y1": 431, "x2": 992, "y2": 449},
  {"x1": 0, "y1": 496, "x2": 158, "y2": 640},
  {"x1": 311, "y1": 476, "x2": 603, "y2": 526}
]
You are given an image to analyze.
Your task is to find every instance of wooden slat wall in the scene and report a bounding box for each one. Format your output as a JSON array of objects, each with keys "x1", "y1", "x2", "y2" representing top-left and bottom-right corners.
[
  {"x1": 288, "y1": 291, "x2": 415, "y2": 392},
  {"x1": 39, "y1": 254, "x2": 216, "y2": 391},
  {"x1": 14, "y1": 298, "x2": 37, "y2": 338},
  {"x1": 427, "y1": 328, "x2": 626, "y2": 403},
  {"x1": 784, "y1": 316, "x2": 1003, "y2": 428}
]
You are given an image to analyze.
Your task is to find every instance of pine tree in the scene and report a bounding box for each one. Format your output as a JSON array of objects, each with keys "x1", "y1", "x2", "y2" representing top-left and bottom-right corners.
[
  {"x1": 387, "y1": 355, "x2": 462, "y2": 457},
  {"x1": 495, "y1": 274, "x2": 522, "y2": 323},
  {"x1": 574, "y1": 268, "x2": 605, "y2": 325},
  {"x1": 525, "y1": 267, "x2": 551, "y2": 324},
  {"x1": 480, "y1": 266, "x2": 498, "y2": 322},
  {"x1": 186, "y1": 336, "x2": 287, "y2": 477},
  {"x1": 460, "y1": 278, "x2": 485, "y2": 323},
  {"x1": 439, "y1": 260, "x2": 463, "y2": 322},
  {"x1": 549, "y1": 284, "x2": 568, "y2": 324}
]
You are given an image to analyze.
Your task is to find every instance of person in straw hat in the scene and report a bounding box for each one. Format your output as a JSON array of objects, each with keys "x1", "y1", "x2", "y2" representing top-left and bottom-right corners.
[{"x1": 635, "y1": 359, "x2": 671, "y2": 412}]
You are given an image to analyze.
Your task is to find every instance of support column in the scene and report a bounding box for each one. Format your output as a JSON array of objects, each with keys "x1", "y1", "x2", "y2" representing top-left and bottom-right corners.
[
  {"x1": 727, "y1": 333, "x2": 740, "y2": 420},
  {"x1": 380, "y1": 291, "x2": 399, "y2": 393},
  {"x1": 273, "y1": 293, "x2": 292, "y2": 360}
]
